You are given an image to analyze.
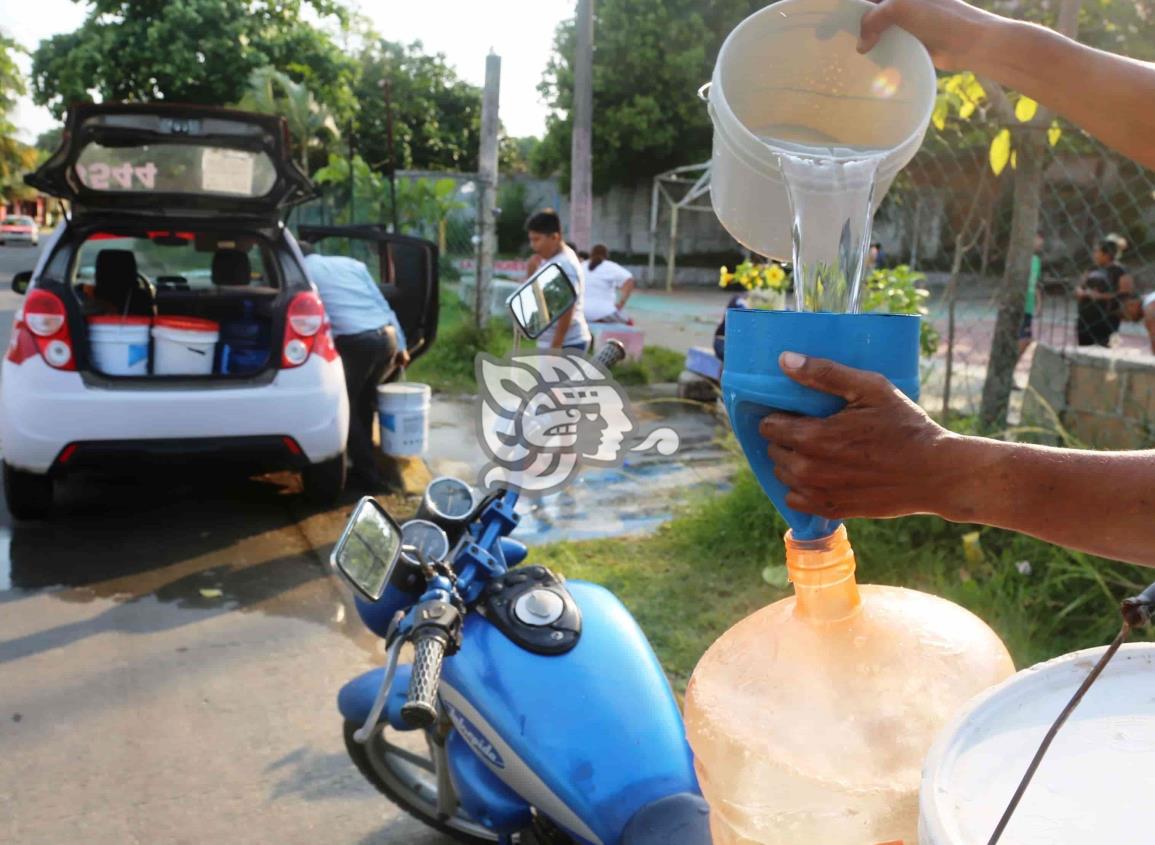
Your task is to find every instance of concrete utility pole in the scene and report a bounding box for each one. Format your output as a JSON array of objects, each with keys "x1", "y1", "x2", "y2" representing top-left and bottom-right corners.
[
  {"x1": 475, "y1": 51, "x2": 502, "y2": 329},
  {"x1": 570, "y1": 0, "x2": 594, "y2": 252}
]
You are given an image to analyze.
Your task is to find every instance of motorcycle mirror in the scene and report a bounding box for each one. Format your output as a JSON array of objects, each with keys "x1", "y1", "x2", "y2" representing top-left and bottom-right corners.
[
  {"x1": 331, "y1": 497, "x2": 404, "y2": 601},
  {"x1": 507, "y1": 263, "x2": 577, "y2": 339}
]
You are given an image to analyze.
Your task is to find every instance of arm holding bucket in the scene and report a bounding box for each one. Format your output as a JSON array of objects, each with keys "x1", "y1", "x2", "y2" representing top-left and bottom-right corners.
[
  {"x1": 760, "y1": 353, "x2": 1155, "y2": 568},
  {"x1": 858, "y1": 0, "x2": 1155, "y2": 170}
]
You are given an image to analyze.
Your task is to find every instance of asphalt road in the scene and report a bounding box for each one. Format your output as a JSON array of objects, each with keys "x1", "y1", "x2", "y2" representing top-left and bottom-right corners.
[{"x1": 0, "y1": 244, "x2": 451, "y2": 844}]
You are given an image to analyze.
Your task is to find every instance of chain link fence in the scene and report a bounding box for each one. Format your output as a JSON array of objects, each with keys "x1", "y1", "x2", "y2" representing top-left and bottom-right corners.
[{"x1": 875, "y1": 120, "x2": 1155, "y2": 446}]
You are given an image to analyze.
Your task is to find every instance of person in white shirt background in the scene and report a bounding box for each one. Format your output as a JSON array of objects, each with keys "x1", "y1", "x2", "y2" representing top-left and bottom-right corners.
[{"x1": 581, "y1": 244, "x2": 636, "y2": 325}]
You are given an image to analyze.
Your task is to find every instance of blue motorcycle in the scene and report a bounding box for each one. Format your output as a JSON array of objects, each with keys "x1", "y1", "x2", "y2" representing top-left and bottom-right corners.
[{"x1": 330, "y1": 266, "x2": 711, "y2": 845}]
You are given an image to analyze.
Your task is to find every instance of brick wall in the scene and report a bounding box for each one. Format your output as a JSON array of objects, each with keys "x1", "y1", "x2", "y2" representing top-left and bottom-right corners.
[{"x1": 1023, "y1": 344, "x2": 1155, "y2": 449}]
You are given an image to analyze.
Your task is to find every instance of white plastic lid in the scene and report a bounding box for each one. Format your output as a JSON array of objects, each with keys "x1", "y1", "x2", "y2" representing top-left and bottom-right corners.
[{"x1": 920, "y1": 643, "x2": 1155, "y2": 844}]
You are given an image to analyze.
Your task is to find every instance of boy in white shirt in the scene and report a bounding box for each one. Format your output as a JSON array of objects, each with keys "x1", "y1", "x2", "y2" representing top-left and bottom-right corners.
[{"x1": 581, "y1": 244, "x2": 636, "y2": 324}]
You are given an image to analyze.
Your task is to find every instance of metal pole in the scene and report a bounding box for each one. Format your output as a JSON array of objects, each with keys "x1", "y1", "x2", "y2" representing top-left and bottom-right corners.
[
  {"x1": 383, "y1": 78, "x2": 399, "y2": 233},
  {"x1": 666, "y1": 204, "x2": 679, "y2": 292},
  {"x1": 476, "y1": 51, "x2": 502, "y2": 329},
  {"x1": 569, "y1": 0, "x2": 594, "y2": 251},
  {"x1": 647, "y1": 177, "x2": 660, "y2": 287}
]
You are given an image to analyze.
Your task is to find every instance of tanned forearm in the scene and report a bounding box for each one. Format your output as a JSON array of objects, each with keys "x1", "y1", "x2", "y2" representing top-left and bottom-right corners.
[
  {"x1": 974, "y1": 18, "x2": 1155, "y2": 169},
  {"x1": 936, "y1": 437, "x2": 1155, "y2": 567}
]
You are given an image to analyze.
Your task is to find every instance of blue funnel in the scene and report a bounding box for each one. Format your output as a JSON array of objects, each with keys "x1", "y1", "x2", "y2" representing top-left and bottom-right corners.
[{"x1": 723, "y1": 310, "x2": 921, "y2": 540}]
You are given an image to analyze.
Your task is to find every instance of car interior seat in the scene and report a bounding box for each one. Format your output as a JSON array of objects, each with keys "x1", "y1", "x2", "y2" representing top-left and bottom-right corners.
[
  {"x1": 93, "y1": 249, "x2": 154, "y2": 317},
  {"x1": 211, "y1": 249, "x2": 252, "y2": 287}
]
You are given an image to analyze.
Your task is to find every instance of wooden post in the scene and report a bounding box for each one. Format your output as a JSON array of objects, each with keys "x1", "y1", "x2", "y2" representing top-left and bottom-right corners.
[
  {"x1": 570, "y1": 0, "x2": 594, "y2": 252},
  {"x1": 476, "y1": 52, "x2": 501, "y2": 329}
]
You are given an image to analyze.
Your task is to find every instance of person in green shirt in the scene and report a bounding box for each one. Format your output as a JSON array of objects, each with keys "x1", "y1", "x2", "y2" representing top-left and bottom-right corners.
[{"x1": 1018, "y1": 232, "x2": 1044, "y2": 358}]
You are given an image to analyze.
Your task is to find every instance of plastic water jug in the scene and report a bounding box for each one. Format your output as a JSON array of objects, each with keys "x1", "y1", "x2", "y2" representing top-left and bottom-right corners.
[
  {"x1": 684, "y1": 526, "x2": 1014, "y2": 845},
  {"x1": 707, "y1": 0, "x2": 936, "y2": 260}
]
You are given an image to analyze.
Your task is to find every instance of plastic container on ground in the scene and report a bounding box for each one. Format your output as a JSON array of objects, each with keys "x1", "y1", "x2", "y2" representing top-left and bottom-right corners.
[
  {"x1": 920, "y1": 642, "x2": 1155, "y2": 845},
  {"x1": 152, "y1": 316, "x2": 220, "y2": 375},
  {"x1": 88, "y1": 316, "x2": 152, "y2": 375},
  {"x1": 684, "y1": 526, "x2": 1014, "y2": 845},
  {"x1": 377, "y1": 382, "x2": 431, "y2": 457},
  {"x1": 707, "y1": 0, "x2": 936, "y2": 260}
]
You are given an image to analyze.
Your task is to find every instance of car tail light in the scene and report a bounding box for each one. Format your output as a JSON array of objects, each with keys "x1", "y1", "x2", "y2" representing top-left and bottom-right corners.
[
  {"x1": 9, "y1": 290, "x2": 76, "y2": 371},
  {"x1": 281, "y1": 292, "x2": 329, "y2": 369}
]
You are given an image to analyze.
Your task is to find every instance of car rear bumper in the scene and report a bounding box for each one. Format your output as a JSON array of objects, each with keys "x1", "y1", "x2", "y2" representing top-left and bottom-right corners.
[
  {"x1": 0, "y1": 230, "x2": 38, "y2": 242},
  {"x1": 0, "y1": 355, "x2": 349, "y2": 474}
]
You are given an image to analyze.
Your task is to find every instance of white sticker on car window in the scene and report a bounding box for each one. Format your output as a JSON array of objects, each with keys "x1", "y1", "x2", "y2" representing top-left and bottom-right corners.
[{"x1": 201, "y1": 148, "x2": 255, "y2": 195}]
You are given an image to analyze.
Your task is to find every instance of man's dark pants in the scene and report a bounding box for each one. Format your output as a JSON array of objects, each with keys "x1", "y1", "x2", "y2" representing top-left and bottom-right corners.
[{"x1": 334, "y1": 327, "x2": 399, "y2": 479}]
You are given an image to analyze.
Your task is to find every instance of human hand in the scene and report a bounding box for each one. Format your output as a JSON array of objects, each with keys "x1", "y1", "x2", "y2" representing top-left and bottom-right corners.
[
  {"x1": 395, "y1": 349, "x2": 411, "y2": 368},
  {"x1": 758, "y1": 352, "x2": 963, "y2": 520},
  {"x1": 858, "y1": 0, "x2": 996, "y2": 72},
  {"x1": 1075, "y1": 286, "x2": 1088, "y2": 300}
]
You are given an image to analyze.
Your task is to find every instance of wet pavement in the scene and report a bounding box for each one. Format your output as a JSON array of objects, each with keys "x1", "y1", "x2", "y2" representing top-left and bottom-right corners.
[{"x1": 0, "y1": 240, "x2": 733, "y2": 844}]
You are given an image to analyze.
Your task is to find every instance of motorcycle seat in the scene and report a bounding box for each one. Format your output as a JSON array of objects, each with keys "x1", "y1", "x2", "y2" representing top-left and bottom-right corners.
[{"x1": 620, "y1": 793, "x2": 712, "y2": 845}]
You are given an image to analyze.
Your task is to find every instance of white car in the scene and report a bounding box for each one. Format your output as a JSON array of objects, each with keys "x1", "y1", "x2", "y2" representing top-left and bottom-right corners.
[
  {"x1": 2, "y1": 103, "x2": 439, "y2": 519},
  {"x1": 0, "y1": 215, "x2": 40, "y2": 246}
]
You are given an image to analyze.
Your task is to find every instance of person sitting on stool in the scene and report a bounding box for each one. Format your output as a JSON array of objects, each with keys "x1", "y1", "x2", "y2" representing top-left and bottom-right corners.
[{"x1": 299, "y1": 240, "x2": 410, "y2": 491}]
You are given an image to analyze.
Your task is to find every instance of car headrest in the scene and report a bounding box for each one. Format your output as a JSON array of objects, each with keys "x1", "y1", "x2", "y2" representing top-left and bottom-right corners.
[
  {"x1": 212, "y1": 249, "x2": 252, "y2": 286},
  {"x1": 95, "y1": 249, "x2": 138, "y2": 284}
]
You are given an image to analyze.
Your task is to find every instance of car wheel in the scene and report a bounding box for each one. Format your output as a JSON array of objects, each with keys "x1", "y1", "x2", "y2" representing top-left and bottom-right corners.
[
  {"x1": 301, "y1": 452, "x2": 346, "y2": 506},
  {"x1": 3, "y1": 462, "x2": 53, "y2": 520}
]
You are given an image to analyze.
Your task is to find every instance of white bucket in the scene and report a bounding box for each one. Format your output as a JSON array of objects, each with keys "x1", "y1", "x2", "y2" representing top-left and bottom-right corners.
[
  {"x1": 377, "y1": 383, "x2": 432, "y2": 457},
  {"x1": 88, "y1": 316, "x2": 151, "y2": 375},
  {"x1": 919, "y1": 642, "x2": 1155, "y2": 844},
  {"x1": 151, "y1": 317, "x2": 219, "y2": 375},
  {"x1": 708, "y1": 0, "x2": 936, "y2": 259}
]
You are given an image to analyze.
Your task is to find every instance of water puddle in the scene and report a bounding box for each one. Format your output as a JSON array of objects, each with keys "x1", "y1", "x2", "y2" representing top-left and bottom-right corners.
[{"x1": 428, "y1": 393, "x2": 734, "y2": 546}]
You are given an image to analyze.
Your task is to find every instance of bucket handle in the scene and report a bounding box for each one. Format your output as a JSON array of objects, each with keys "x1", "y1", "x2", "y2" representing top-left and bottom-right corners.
[{"x1": 697, "y1": 81, "x2": 711, "y2": 102}]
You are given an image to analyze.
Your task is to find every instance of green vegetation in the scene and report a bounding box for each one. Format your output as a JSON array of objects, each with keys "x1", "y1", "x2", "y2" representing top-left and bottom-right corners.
[
  {"x1": 533, "y1": 466, "x2": 1154, "y2": 691},
  {"x1": 408, "y1": 298, "x2": 513, "y2": 395},
  {"x1": 411, "y1": 295, "x2": 686, "y2": 393},
  {"x1": 613, "y1": 346, "x2": 684, "y2": 386}
]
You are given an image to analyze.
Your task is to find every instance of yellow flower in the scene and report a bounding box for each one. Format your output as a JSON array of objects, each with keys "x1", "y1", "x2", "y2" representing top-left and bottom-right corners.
[
  {"x1": 764, "y1": 264, "x2": 786, "y2": 286},
  {"x1": 719, "y1": 267, "x2": 735, "y2": 287}
]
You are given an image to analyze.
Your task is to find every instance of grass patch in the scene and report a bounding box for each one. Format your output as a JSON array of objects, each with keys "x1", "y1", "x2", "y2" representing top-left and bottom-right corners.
[
  {"x1": 410, "y1": 292, "x2": 687, "y2": 392},
  {"x1": 612, "y1": 345, "x2": 685, "y2": 386},
  {"x1": 407, "y1": 297, "x2": 512, "y2": 394},
  {"x1": 533, "y1": 467, "x2": 1154, "y2": 691}
]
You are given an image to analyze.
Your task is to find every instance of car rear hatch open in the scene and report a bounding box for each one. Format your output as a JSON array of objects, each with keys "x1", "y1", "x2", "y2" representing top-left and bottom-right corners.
[{"x1": 26, "y1": 102, "x2": 317, "y2": 220}]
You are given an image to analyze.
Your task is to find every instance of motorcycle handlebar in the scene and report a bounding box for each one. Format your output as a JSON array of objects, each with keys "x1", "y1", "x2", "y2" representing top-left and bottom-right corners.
[{"x1": 401, "y1": 629, "x2": 449, "y2": 728}]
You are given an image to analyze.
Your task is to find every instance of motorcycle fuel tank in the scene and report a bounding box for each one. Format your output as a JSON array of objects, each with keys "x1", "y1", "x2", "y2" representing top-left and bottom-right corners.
[{"x1": 439, "y1": 580, "x2": 698, "y2": 845}]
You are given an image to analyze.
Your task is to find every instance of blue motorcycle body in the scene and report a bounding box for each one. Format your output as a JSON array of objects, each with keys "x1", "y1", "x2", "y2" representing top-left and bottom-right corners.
[{"x1": 340, "y1": 580, "x2": 697, "y2": 843}]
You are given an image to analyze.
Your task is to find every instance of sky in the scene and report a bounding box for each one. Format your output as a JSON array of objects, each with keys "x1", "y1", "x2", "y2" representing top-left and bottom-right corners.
[{"x1": 2, "y1": 0, "x2": 573, "y2": 143}]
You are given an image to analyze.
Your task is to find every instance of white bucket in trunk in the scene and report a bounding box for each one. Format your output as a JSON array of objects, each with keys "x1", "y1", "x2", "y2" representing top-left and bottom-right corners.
[
  {"x1": 377, "y1": 383, "x2": 431, "y2": 457},
  {"x1": 920, "y1": 642, "x2": 1155, "y2": 844},
  {"x1": 88, "y1": 316, "x2": 151, "y2": 375},
  {"x1": 152, "y1": 317, "x2": 219, "y2": 375}
]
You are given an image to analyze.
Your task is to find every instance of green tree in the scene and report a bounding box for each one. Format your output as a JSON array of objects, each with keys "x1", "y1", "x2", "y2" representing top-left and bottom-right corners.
[
  {"x1": 0, "y1": 30, "x2": 37, "y2": 204},
  {"x1": 30, "y1": 1, "x2": 356, "y2": 125},
  {"x1": 353, "y1": 39, "x2": 483, "y2": 173},
  {"x1": 535, "y1": 0, "x2": 763, "y2": 191},
  {"x1": 238, "y1": 67, "x2": 339, "y2": 173}
]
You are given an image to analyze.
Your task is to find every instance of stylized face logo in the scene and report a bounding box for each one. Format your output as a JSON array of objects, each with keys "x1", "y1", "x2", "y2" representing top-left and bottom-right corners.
[{"x1": 475, "y1": 351, "x2": 678, "y2": 496}]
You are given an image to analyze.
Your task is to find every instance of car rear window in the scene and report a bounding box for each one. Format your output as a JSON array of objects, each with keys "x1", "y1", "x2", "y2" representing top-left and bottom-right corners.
[
  {"x1": 75, "y1": 143, "x2": 278, "y2": 199},
  {"x1": 4, "y1": 216, "x2": 35, "y2": 226},
  {"x1": 72, "y1": 232, "x2": 277, "y2": 292}
]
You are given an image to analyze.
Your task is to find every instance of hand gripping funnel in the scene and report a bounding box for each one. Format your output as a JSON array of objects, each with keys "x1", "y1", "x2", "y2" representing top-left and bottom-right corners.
[{"x1": 723, "y1": 309, "x2": 921, "y2": 540}]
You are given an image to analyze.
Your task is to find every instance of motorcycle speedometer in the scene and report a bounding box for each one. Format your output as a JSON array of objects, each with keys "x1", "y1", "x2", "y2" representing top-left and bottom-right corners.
[
  {"x1": 399, "y1": 519, "x2": 450, "y2": 567},
  {"x1": 421, "y1": 477, "x2": 477, "y2": 523}
]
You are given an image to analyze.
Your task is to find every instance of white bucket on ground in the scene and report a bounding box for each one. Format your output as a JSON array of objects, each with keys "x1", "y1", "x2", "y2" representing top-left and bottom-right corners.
[
  {"x1": 377, "y1": 383, "x2": 432, "y2": 457},
  {"x1": 88, "y1": 316, "x2": 151, "y2": 375},
  {"x1": 707, "y1": 0, "x2": 936, "y2": 259},
  {"x1": 919, "y1": 642, "x2": 1155, "y2": 844},
  {"x1": 152, "y1": 316, "x2": 219, "y2": 375}
]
